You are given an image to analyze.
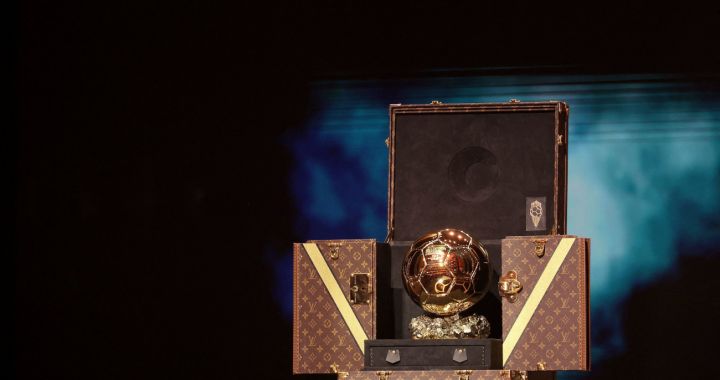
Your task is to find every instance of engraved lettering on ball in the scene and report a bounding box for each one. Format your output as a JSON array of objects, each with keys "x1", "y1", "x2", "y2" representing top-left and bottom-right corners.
[{"x1": 402, "y1": 229, "x2": 491, "y2": 316}]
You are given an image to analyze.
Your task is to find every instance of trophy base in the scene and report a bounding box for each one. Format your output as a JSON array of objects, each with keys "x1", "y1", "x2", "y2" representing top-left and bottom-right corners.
[
  {"x1": 409, "y1": 313, "x2": 490, "y2": 340},
  {"x1": 364, "y1": 338, "x2": 502, "y2": 370}
]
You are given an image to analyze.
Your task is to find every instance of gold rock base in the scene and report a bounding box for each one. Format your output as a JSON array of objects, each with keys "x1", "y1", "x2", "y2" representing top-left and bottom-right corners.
[{"x1": 409, "y1": 313, "x2": 490, "y2": 339}]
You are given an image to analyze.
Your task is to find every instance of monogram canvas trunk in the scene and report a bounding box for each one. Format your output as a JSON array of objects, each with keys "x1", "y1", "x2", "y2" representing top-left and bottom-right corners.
[
  {"x1": 364, "y1": 338, "x2": 502, "y2": 370},
  {"x1": 293, "y1": 101, "x2": 583, "y2": 377},
  {"x1": 293, "y1": 240, "x2": 391, "y2": 374},
  {"x1": 500, "y1": 235, "x2": 590, "y2": 371},
  {"x1": 383, "y1": 101, "x2": 571, "y2": 344},
  {"x1": 343, "y1": 369, "x2": 556, "y2": 380}
]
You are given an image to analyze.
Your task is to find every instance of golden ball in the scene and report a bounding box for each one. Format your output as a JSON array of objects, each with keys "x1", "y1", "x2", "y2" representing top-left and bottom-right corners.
[{"x1": 402, "y1": 229, "x2": 491, "y2": 316}]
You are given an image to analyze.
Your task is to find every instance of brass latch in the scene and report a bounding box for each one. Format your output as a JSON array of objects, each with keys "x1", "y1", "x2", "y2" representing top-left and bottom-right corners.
[
  {"x1": 456, "y1": 370, "x2": 472, "y2": 380},
  {"x1": 501, "y1": 370, "x2": 528, "y2": 380},
  {"x1": 536, "y1": 361, "x2": 546, "y2": 370},
  {"x1": 498, "y1": 270, "x2": 523, "y2": 303},
  {"x1": 376, "y1": 371, "x2": 392, "y2": 380},
  {"x1": 509, "y1": 99, "x2": 520, "y2": 103},
  {"x1": 330, "y1": 364, "x2": 348, "y2": 380},
  {"x1": 430, "y1": 100, "x2": 442, "y2": 105},
  {"x1": 350, "y1": 273, "x2": 371, "y2": 304},
  {"x1": 533, "y1": 239, "x2": 548, "y2": 257},
  {"x1": 328, "y1": 243, "x2": 342, "y2": 260}
]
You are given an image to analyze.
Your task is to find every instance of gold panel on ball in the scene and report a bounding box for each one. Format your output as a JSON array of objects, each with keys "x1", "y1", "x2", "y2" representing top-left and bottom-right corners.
[{"x1": 402, "y1": 229, "x2": 491, "y2": 317}]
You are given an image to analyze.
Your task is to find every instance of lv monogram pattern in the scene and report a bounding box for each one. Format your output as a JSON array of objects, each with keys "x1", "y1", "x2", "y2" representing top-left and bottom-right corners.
[
  {"x1": 346, "y1": 370, "x2": 519, "y2": 380},
  {"x1": 293, "y1": 240, "x2": 376, "y2": 374},
  {"x1": 501, "y1": 236, "x2": 589, "y2": 371}
]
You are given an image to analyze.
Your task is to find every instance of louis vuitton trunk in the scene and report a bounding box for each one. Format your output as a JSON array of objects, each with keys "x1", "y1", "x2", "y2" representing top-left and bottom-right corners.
[
  {"x1": 348, "y1": 101, "x2": 576, "y2": 376},
  {"x1": 343, "y1": 369, "x2": 556, "y2": 380},
  {"x1": 293, "y1": 239, "x2": 392, "y2": 374},
  {"x1": 500, "y1": 235, "x2": 590, "y2": 371},
  {"x1": 381, "y1": 100, "x2": 571, "y2": 342}
]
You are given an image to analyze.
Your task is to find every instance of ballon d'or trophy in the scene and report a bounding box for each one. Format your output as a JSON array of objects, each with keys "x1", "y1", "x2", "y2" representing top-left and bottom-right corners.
[{"x1": 402, "y1": 228, "x2": 492, "y2": 339}]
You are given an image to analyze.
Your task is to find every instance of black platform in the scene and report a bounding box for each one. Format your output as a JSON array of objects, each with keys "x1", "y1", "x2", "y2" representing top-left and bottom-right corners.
[{"x1": 364, "y1": 338, "x2": 502, "y2": 370}]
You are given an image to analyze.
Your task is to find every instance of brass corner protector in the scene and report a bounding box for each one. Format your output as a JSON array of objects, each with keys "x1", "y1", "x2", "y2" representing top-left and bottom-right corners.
[{"x1": 330, "y1": 364, "x2": 348, "y2": 380}]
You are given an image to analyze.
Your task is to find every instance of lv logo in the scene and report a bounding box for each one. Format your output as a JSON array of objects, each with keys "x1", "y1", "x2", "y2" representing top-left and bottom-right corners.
[
  {"x1": 528, "y1": 264, "x2": 537, "y2": 276},
  {"x1": 308, "y1": 336, "x2": 317, "y2": 347},
  {"x1": 560, "y1": 297, "x2": 569, "y2": 309},
  {"x1": 337, "y1": 267, "x2": 347, "y2": 279},
  {"x1": 308, "y1": 302, "x2": 317, "y2": 313},
  {"x1": 560, "y1": 265, "x2": 569, "y2": 275},
  {"x1": 529, "y1": 332, "x2": 538, "y2": 343},
  {"x1": 309, "y1": 269, "x2": 317, "y2": 280},
  {"x1": 337, "y1": 335, "x2": 346, "y2": 346},
  {"x1": 561, "y1": 331, "x2": 570, "y2": 343}
]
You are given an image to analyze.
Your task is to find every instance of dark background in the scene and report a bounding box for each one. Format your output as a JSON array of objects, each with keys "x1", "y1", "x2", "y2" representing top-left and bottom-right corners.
[{"x1": 14, "y1": 1, "x2": 720, "y2": 379}]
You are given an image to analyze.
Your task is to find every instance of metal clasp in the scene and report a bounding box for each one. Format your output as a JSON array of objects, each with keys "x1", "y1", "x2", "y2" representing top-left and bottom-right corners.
[
  {"x1": 456, "y1": 370, "x2": 472, "y2": 380},
  {"x1": 330, "y1": 364, "x2": 348, "y2": 380},
  {"x1": 499, "y1": 270, "x2": 523, "y2": 303},
  {"x1": 385, "y1": 349, "x2": 400, "y2": 364},
  {"x1": 533, "y1": 239, "x2": 548, "y2": 257},
  {"x1": 453, "y1": 348, "x2": 468, "y2": 363},
  {"x1": 377, "y1": 371, "x2": 392, "y2": 380},
  {"x1": 350, "y1": 273, "x2": 371, "y2": 304},
  {"x1": 501, "y1": 370, "x2": 528, "y2": 380},
  {"x1": 328, "y1": 243, "x2": 341, "y2": 260}
]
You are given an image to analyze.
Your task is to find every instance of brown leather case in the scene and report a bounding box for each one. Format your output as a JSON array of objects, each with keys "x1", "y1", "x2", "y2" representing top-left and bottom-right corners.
[
  {"x1": 344, "y1": 369, "x2": 556, "y2": 380},
  {"x1": 500, "y1": 236, "x2": 590, "y2": 371},
  {"x1": 293, "y1": 240, "x2": 391, "y2": 374}
]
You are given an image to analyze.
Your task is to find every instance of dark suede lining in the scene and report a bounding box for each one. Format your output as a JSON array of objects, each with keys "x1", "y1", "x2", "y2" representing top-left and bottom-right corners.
[{"x1": 393, "y1": 111, "x2": 557, "y2": 241}]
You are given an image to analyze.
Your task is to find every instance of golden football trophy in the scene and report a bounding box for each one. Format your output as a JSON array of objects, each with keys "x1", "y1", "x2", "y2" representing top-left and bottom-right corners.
[{"x1": 402, "y1": 228, "x2": 492, "y2": 339}]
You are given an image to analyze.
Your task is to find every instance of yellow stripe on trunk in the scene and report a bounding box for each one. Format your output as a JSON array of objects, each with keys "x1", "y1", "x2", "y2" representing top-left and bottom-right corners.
[
  {"x1": 303, "y1": 243, "x2": 368, "y2": 354},
  {"x1": 503, "y1": 237, "x2": 576, "y2": 365}
]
